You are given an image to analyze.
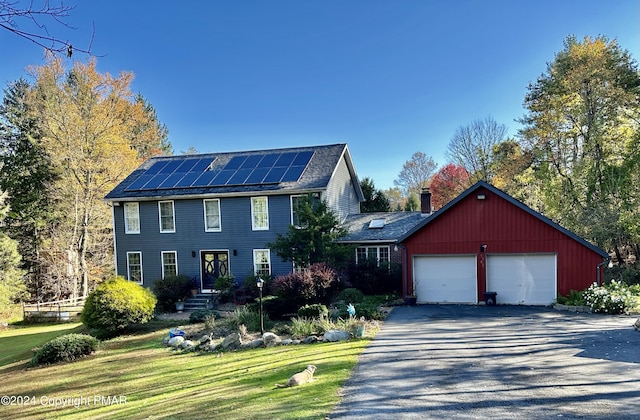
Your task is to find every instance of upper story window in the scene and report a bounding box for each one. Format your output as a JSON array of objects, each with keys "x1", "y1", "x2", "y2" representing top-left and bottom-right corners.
[
  {"x1": 253, "y1": 249, "x2": 271, "y2": 277},
  {"x1": 158, "y1": 201, "x2": 175, "y2": 233},
  {"x1": 203, "y1": 199, "x2": 221, "y2": 232},
  {"x1": 161, "y1": 251, "x2": 178, "y2": 278},
  {"x1": 127, "y1": 252, "x2": 143, "y2": 284},
  {"x1": 251, "y1": 196, "x2": 269, "y2": 230},
  {"x1": 291, "y1": 195, "x2": 303, "y2": 228},
  {"x1": 124, "y1": 202, "x2": 140, "y2": 234}
]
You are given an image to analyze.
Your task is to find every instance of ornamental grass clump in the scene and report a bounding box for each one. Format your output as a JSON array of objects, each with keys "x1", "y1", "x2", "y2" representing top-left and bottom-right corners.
[{"x1": 583, "y1": 280, "x2": 636, "y2": 314}]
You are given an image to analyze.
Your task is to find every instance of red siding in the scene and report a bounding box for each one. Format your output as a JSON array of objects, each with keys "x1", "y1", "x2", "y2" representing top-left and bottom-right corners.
[{"x1": 403, "y1": 186, "x2": 604, "y2": 301}]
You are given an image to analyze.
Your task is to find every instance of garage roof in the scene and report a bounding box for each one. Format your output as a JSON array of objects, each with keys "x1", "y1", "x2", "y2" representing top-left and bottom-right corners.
[{"x1": 398, "y1": 181, "x2": 608, "y2": 258}]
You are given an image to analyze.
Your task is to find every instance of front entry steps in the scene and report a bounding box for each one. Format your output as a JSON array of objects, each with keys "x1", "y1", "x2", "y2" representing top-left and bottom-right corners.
[{"x1": 183, "y1": 293, "x2": 218, "y2": 311}]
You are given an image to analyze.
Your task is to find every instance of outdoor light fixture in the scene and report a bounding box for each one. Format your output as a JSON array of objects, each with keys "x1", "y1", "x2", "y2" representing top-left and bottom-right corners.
[
  {"x1": 477, "y1": 194, "x2": 486, "y2": 200},
  {"x1": 256, "y1": 277, "x2": 265, "y2": 334}
]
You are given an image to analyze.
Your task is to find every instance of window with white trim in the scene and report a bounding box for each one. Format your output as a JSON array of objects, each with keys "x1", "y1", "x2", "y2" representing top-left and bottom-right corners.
[
  {"x1": 291, "y1": 195, "x2": 303, "y2": 228},
  {"x1": 203, "y1": 199, "x2": 221, "y2": 232},
  {"x1": 356, "y1": 246, "x2": 390, "y2": 265},
  {"x1": 253, "y1": 249, "x2": 271, "y2": 277},
  {"x1": 161, "y1": 251, "x2": 178, "y2": 278},
  {"x1": 251, "y1": 197, "x2": 269, "y2": 230},
  {"x1": 124, "y1": 202, "x2": 140, "y2": 234},
  {"x1": 127, "y1": 252, "x2": 143, "y2": 283},
  {"x1": 158, "y1": 201, "x2": 175, "y2": 233}
]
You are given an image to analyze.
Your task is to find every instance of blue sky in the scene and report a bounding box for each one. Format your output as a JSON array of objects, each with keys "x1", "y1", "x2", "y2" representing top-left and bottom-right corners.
[{"x1": 2, "y1": 1, "x2": 638, "y2": 190}]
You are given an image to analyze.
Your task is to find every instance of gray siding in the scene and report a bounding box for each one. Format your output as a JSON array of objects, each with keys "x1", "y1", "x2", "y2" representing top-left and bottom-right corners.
[
  {"x1": 325, "y1": 156, "x2": 360, "y2": 221},
  {"x1": 114, "y1": 195, "x2": 295, "y2": 290}
]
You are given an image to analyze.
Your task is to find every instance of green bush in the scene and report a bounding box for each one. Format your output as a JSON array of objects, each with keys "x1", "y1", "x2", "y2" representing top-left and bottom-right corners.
[
  {"x1": 335, "y1": 288, "x2": 365, "y2": 304},
  {"x1": 257, "y1": 295, "x2": 296, "y2": 320},
  {"x1": 31, "y1": 333, "x2": 99, "y2": 365},
  {"x1": 297, "y1": 303, "x2": 329, "y2": 319},
  {"x1": 153, "y1": 274, "x2": 192, "y2": 312},
  {"x1": 557, "y1": 289, "x2": 586, "y2": 306},
  {"x1": 347, "y1": 259, "x2": 402, "y2": 295},
  {"x1": 189, "y1": 309, "x2": 219, "y2": 324},
  {"x1": 583, "y1": 280, "x2": 636, "y2": 314},
  {"x1": 289, "y1": 317, "x2": 321, "y2": 338},
  {"x1": 82, "y1": 276, "x2": 157, "y2": 334}
]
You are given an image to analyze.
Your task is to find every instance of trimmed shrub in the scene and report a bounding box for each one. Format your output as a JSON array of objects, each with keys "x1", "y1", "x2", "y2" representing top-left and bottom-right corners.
[
  {"x1": 335, "y1": 288, "x2": 365, "y2": 304},
  {"x1": 297, "y1": 303, "x2": 329, "y2": 319},
  {"x1": 256, "y1": 295, "x2": 293, "y2": 320},
  {"x1": 82, "y1": 276, "x2": 157, "y2": 334},
  {"x1": 31, "y1": 333, "x2": 99, "y2": 365},
  {"x1": 583, "y1": 280, "x2": 636, "y2": 314},
  {"x1": 153, "y1": 274, "x2": 192, "y2": 312}
]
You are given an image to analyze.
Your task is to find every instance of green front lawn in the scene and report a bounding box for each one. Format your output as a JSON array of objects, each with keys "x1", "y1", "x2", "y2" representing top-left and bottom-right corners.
[
  {"x1": 0, "y1": 322, "x2": 83, "y2": 367},
  {"x1": 0, "y1": 320, "x2": 370, "y2": 419}
]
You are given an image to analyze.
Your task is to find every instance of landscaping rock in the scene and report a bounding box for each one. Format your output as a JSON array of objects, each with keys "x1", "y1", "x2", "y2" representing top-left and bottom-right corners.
[
  {"x1": 201, "y1": 342, "x2": 220, "y2": 352},
  {"x1": 634, "y1": 318, "x2": 640, "y2": 331},
  {"x1": 162, "y1": 335, "x2": 171, "y2": 346},
  {"x1": 244, "y1": 339, "x2": 264, "y2": 349},
  {"x1": 302, "y1": 335, "x2": 319, "y2": 344},
  {"x1": 181, "y1": 340, "x2": 196, "y2": 350},
  {"x1": 168, "y1": 336, "x2": 185, "y2": 348},
  {"x1": 292, "y1": 339, "x2": 301, "y2": 345},
  {"x1": 281, "y1": 339, "x2": 293, "y2": 346},
  {"x1": 263, "y1": 332, "x2": 281, "y2": 347},
  {"x1": 199, "y1": 334, "x2": 212, "y2": 344},
  {"x1": 323, "y1": 330, "x2": 350, "y2": 342},
  {"x1": 221, "y1": 332, "x2": 242, "y2": 349}
]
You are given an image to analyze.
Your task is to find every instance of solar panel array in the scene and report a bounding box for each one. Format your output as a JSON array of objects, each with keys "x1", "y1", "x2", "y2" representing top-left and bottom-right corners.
[{"x1": 125, "y1": 150, "x2": 314, "y2": 191}]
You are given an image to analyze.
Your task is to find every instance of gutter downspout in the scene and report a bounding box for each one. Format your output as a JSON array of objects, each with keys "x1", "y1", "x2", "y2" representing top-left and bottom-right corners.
[{"x1": 395, "y1": 243, "x2": 407, "y2": 297}]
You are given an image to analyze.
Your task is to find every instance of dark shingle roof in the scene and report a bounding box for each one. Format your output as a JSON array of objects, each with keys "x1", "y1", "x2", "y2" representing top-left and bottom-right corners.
[
  {"x1": 337, "y1": 211, "x2": 427, "y2": 243},
  {"x1": 106, "y1": 143, "x2": 357, "y2": 201},
  {"x1": 398, "y1": 181, "x2": 608, "y2": 258}
]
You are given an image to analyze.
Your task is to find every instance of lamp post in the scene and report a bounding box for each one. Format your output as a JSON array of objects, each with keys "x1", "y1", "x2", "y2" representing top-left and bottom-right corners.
[{"x1": 256, "y1": 277, "x2": 264, "y2": 334}]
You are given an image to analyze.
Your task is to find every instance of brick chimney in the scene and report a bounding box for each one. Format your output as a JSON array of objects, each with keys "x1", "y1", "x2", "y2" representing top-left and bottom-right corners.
[{"x1": 420, "y1": 187, "x2": 432, "y2": 214}]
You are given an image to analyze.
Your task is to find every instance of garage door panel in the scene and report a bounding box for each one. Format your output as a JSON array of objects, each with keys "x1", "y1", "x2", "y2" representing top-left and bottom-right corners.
[
  {"x1": 487, "y1": 254, "x2": 556, "y2": 305},
  {"x1": 414, "y1": 256, "x2": 477, "y2": 303}
]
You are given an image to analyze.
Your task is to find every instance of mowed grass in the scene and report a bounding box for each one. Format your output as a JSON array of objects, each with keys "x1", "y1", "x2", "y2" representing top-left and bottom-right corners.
[{"x1": 0, "y1": 320, "x2": 371, "y2": 420}]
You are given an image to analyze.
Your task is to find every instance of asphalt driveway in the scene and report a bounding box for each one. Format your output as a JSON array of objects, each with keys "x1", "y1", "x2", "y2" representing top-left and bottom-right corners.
[{"x1": 330, "y1": 305, "x2": 640, "y2": 419}]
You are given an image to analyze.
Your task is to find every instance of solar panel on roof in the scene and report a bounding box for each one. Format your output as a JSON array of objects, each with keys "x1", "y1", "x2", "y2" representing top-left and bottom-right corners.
[
  {"x1": 158, "y1": 173, "x2": 186, "y2": 189},
  {"x1": 191, "y1": 170, "x2": 219, "y2": 187},
  {"x1": 275, "y1": 152, "x2": 296, "y2": 167},
  {"x1": 174, "y1": 171, "x2": 201, "y2": 187},
  {"x1": 225, "y1": 156, "x2": 247, "y2": 170},
  {"x1": 257, "y1": 153, "x2": 278, "y2": 168},
  {"x1": 240, "y1": 154, "x2": 263, "y2": 169},
  {"x1": 293, "y1": 151, "x2": 314, "y2": 165},
  {"x1": 281, "y1": 165, "x2": 306, "y2": 182},
  {"x1": 210, "y1": 169, "x2": 235, "y2": 185},
  {"x1": 263, "y1": 167, "x2": 287, "y2": 183},
  {"x1": 244, "y1": 167, "x2": 269, "y2": 184},
  {"x1": 174, "y1": 158, "x2": 200, "y2": 173},
  {"x1": 159, "y1": 160, "x2": 182, "y2": 173},
  {"x1": 227, "y1": 168, "x2": 253, "y2": 185},
  {"x1": 144, "y1": 161, "x2": 168, "y2": 175},
  {"x1": 126, "y1": 174, "x2": 154, "y2": 190},
  {"x1": 123, "y1": 150, "x2": 313, "y2": 191}
]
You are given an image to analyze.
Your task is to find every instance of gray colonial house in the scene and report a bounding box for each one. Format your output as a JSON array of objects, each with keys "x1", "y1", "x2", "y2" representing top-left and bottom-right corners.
[{"x1": 105, "y1": 143, "x2": 368, "y2": 292}]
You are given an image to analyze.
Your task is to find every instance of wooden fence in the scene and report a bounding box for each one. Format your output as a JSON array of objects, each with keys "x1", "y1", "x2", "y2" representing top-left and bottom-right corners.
[{"x1": 23, "y1": 297, "x2": 86, "y2": 322}]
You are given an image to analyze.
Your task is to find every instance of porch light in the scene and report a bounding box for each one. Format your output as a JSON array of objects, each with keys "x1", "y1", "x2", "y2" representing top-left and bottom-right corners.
[
  {"x1": 477, "y1": 194, "x2": 486, "y2": 200},
  {"x1": 256, "y1": 277, "x2": 265, "y2": 334}
]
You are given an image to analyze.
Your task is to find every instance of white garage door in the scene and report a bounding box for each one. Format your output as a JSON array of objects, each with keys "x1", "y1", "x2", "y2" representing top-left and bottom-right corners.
[
  {"x1": 413, "y1": 256, "x2": 477, "y2": 303},
  {"x1": 486, "y1": 254, "x2": 557, "y2": 305}
]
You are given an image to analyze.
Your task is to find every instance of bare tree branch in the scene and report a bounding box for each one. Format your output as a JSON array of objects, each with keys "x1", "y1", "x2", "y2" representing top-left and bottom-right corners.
[{"x1": 0, "y1": 1, "x2": 96, "y2": 56}]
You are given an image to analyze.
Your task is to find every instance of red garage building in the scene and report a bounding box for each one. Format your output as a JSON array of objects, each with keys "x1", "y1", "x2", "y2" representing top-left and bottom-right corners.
[{"x1": 398, "y1": 182, "x2": 609, "y2": 305}]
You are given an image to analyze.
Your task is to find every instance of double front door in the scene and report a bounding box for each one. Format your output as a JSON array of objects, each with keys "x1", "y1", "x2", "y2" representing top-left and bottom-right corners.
[{"x1": 201, "y1": 250, "x2": 229, "y2": 293}]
